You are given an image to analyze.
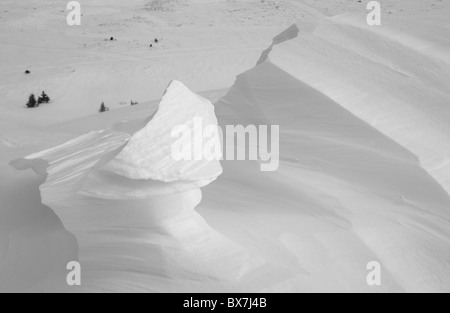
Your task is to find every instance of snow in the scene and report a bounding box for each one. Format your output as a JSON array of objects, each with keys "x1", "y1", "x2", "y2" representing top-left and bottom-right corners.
[
  {"x1": 102, "y1": 80, "x2": 222, "y2": 183},
  {"x1": 261, "y1": 13, "x2": 450, "y2": 194},
  {"x1": 211, "y1": 55, "x2": 450, "y2": 292},
  {"x1": 1, "y1": 0, "x2": 450, "y2": 293},
  {"x1": 10, "y1": 80, "x2": 223, "y2": 201}
]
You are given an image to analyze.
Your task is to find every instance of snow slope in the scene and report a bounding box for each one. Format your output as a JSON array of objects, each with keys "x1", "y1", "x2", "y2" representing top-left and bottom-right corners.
[
  {"x1": 259, "y1": 13, "x2": 450, "y2": 195},
  {"x1": 209, "y1": 55, "x2": 450, "y2": 293},
  {"x1": 7, "y1": 40, "x2": 450, "y2": 292},
  {"x1": 7, "y1": 81, "x2": 264, "y2": 292},
  {"x1": 1, "y1": 0, "x2": 450, "y2": 293}
]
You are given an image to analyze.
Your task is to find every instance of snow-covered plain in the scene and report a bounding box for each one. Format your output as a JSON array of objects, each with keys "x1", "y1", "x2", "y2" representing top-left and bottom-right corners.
[{"x1": 1, "y1": 0, "x2": 450, "y2": 292}]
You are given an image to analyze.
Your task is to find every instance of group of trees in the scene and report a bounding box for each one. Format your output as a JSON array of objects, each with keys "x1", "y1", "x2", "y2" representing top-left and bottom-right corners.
[
  {"x1": 99, "y1": 100, "x2": 139, "y2": 113},
  {"x1": 26, "y1": 92, "x2": 141, "y2": 112},
  {"x1": 26, "y1": 91, "x2": 51, "y2": 108},
  {"x1": 25, "y1": 91, "x2": 143, "y2": 112}
]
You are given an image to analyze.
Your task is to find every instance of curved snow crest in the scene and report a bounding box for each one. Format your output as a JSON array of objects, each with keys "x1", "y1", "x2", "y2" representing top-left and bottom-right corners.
[
  {"x1": 257, "y1": 24, "x2": 300, "y2": 65},
  {"x1": 8, "y1": 82, "x2": 255, "y2": 292},
  {"x1": 259, "y1": 18, "x2": 450, "y2": 195},
  {"x1": 10, "y1": 80, "x2": 223, "y2": 200},
  {"x1": 102, "y1": 80, "x2": 223, "y2": 183},
  {"x1": 9, "y1": 130, "x2": 130, "y2": 201}
]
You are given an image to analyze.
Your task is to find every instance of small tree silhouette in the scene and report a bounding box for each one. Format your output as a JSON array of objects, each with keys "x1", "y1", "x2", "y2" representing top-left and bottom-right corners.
[
  {"x1": 26, "y1": 94, "x2": 37, "y2": 108},
  {"x1": 99, "y1": 102, "x2": 109, "y2": 113},
  {"x1": 38, "y1": 91, "x2": 50, "y2": 104}
]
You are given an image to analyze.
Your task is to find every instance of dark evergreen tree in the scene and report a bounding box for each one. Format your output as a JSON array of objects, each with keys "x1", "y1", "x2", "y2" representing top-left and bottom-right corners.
[
  {"x1": 26, "y1": 94, "x2": 37, "y2": 108},
  {"x1": 99, "y1": 102, "x2": 109, "y2": 113},
  {"x1": 38, "y1": 91, "x2": 50, "y2": 104}
]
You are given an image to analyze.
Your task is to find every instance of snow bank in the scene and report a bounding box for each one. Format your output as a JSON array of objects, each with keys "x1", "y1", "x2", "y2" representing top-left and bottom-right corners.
[
  {"x1": 202, "y1": 19, "x2": 450, "y2": 291},
  {"x1": 9, "y1": 81, "x2": 257, "y2": 292},
  {"x1": 10, "y1": 130, "x2": 130, "y2": 202},
  {"x1": 7, "y1": 13, "x2": 450, "y2": 292},
  {"x1": 103, "y1": 80, "x2": 222, "y2": 183},
  {"x1": 11, "y1": 80, "x2": 223, "y2": 201},
  {"x1": 257, "y1": 15, "x2": 450, "y2": 195}
]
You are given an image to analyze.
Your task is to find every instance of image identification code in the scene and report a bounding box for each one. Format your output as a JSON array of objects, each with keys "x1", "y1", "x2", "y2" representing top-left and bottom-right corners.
[{"x1": 183, "y1": 297, "x2": 267, "y2": 311}]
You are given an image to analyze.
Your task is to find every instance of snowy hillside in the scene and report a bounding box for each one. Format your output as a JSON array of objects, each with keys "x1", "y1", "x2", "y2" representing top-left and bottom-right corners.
[{"x1": 1, "y1": 0, "x2": 450, "y2": 293}]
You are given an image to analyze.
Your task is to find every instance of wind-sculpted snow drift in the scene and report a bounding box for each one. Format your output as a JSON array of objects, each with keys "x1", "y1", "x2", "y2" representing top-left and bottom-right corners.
[
  {"x1": 211, "y1": 20, "x2": 450, "y2": 292},
  {"x1": 10, "y1": 81, "x2": 263, "y2": 292},
  {"x1": 257, "y1": 17, "x2": 450, "y2": 195},
  {"x1": 9, "y1": 18, "x2": 450, "y2": 292}
]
